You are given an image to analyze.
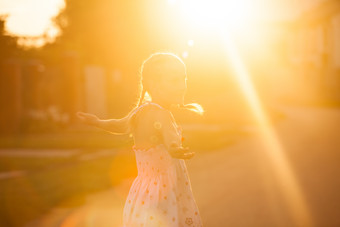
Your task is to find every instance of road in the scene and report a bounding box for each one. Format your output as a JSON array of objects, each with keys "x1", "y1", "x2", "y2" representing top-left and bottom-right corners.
[{"x1": 27, "y1": 105, "x2": 340, "y2": 227}]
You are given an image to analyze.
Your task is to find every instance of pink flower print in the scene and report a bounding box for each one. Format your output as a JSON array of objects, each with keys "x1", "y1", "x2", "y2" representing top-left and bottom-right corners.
[{"x1": 185, "y1": 217, "x2": 193, "y2": 225}]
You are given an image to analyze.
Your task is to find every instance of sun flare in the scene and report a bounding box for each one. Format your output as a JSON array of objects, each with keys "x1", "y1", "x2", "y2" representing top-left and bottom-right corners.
[
  {"x1": 178, "y1": 0, "x2": 260, "y2": 33},
  {"x1": 221, "y1": 30, "x2": 313, "y2": 226}
]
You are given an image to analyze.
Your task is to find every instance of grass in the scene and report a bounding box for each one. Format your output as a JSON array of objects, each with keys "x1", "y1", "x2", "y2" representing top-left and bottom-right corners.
[
  {"x1": 0, "y1": 131, "x2": 133, "y2": 149},
  {"x1": 0, "y1": 125, "x2": 255, "y2": 226},
  {"x1": 0, "y1": 155, "x2": 71, "y2": 172},
  {"x1": 0, "y1": 148, "x2": 136, "y2": 227}
]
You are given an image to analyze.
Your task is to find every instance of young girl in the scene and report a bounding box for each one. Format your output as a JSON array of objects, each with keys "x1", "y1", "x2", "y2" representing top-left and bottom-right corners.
[{"x1": 77, "y1": 53, "x2": 203, "y2": 227}]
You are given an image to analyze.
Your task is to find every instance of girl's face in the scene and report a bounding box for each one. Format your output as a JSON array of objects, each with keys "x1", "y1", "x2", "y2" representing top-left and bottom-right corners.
[{"x1": 151, "y1": 60, "x2": 187, "y2": 106}]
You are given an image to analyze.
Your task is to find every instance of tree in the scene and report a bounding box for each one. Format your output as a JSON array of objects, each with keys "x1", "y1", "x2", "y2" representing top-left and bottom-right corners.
[{"x1": 0, "y1": 16, "x2": 20, "y2": 60}]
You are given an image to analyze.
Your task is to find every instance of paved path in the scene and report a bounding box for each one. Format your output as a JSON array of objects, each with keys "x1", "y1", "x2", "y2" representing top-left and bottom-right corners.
[{"x1": 27, "y1": 105, "x2": 340, "y2": 227}]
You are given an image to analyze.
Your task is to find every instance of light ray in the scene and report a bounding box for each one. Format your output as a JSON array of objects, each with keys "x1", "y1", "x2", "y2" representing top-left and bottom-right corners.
[
  {"x1": 178, "y1": 0, "x2": 260, "y2": 33},
  {"x1": 221, "y1": 29, "x2": 313, "y2": 227}
]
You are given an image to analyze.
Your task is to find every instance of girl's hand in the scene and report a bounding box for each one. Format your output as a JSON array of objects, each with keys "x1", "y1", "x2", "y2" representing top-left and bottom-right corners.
[
  {"x1": 169, "y1": 143, "x2": 195, "y2": 159},
  {"x1": 76, "y1": 111, "x2": 100, "y2": 126}
]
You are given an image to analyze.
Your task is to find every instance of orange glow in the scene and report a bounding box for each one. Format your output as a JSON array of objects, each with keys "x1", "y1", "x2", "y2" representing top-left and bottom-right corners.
[
  {"x1": 2, "y1": 0, "x2": 337, "y2": 226},
  {"x1": 177, "y1": 0, "x2": 263, "y2": 34},
  {"x1": 0, "y1": 0, "x2": 65, "y2": 46},
  {"x1": 221, "y1": 30, "x2": 313, "y2": 226}
]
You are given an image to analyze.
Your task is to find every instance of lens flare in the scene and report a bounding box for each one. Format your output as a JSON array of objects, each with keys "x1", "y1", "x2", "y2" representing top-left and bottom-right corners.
[
  {"x1": 179, "y1": 0, "x2": 259, "y2": 32},
  {"x1": 221, "y1": 29, "x2": 313, "y2": 226}
]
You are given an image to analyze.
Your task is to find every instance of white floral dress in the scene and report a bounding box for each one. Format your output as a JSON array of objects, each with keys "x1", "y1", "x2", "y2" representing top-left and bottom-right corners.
[{"x1": 123, "y1": 104, "x2": 203, "y2": 227}]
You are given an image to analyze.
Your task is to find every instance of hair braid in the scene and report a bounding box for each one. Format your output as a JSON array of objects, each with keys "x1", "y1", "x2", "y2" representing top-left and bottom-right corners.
[{"x1": 137, "y1": 87, "x2": 146, "y2": 107}]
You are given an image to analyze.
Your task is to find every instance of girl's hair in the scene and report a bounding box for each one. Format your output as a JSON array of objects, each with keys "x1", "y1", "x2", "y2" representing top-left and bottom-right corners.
[{"x1": 115, "y1": 52, "x2": 203, "y2": 134}]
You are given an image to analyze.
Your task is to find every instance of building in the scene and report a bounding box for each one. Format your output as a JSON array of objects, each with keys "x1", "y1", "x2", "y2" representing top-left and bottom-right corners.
[{"x1": 286, "y1": 0, "x2": 340, "y2": 102}]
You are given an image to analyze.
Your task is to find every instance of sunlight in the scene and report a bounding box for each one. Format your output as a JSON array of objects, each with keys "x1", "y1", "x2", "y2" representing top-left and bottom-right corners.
[
  {"x1": 179, "y1": 0, "x2": 259, "y2": 33},
  {"x1": 187, "y1": 39, "x2": 194, "y2": 47},
  {"x1": 221, "y1": 30, "x2": 313, "y2": 226},
  {"x1": 175, "y1": 0, "x2": 314, "y2": 224},
  {"x1": 0, "y1": 0, "x2": 65, "y2": 46},
  {"x1": 167, "y1": 0, "x2": 177, "y2": 5}
]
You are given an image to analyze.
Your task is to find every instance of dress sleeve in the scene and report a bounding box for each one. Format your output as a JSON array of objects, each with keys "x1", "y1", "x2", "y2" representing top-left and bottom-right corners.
[
  {"x1": 138, "y1": 103, "x2": 181, "y2": 150},
  {"x1": 156, "y1": 108, "x2": 182, "y2": 150},
  {"x1": 132, "y1": 102, "x2": 182, "y2": 150}
]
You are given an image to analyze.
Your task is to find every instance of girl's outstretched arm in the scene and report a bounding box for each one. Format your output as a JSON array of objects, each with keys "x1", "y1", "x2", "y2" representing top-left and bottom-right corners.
[{"x1": 76, "y1": 112, "x2": 129, "y2": 134}]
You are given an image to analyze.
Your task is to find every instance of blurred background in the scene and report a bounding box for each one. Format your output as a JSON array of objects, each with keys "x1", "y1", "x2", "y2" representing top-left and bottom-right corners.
[{"x1": 0, "y1": 0, "x2": 339, "y2": 226}]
